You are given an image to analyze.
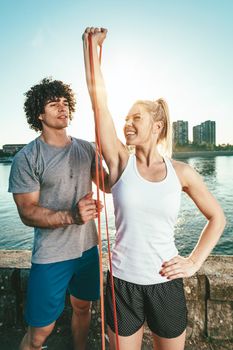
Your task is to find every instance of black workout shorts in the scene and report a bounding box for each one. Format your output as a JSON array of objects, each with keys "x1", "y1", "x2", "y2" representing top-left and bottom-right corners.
[{"x1": 106, "y1": 271, "x2": 188, "y2": 338}]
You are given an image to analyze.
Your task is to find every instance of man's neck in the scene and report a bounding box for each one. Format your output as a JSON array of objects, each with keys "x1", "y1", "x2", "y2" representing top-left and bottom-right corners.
[{"x1": 40, "y1": 129, "x2": 72, "y2": 147}]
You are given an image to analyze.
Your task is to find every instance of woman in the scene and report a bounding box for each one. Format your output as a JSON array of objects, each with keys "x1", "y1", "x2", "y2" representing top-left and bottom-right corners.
[{"x1": 82, "y1": 27, "x2": 226, "y2": 350}]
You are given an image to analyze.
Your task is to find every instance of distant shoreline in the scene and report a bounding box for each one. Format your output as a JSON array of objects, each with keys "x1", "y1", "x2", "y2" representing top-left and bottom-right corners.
[
  {"x1": 173, "y1": 150, "x2": 233, "y2": 158},
  {"x1": 0, "y1": 151, "x2": 233, "y2": 163},
  {"x1": 0, "y1": 157, "x2": 14, "y2": 164}
]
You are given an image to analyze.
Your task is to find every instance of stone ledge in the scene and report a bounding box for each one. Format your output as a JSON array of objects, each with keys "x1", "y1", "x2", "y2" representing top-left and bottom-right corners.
[
  {"x1": 207, "y1": 300, "x2": 233, "y2": 340},
  {"x1": 1, "y1": 251, "x2": 232, "y2": 274},
  {"x1": 0, "y1": 250, "x2": 31, "y2": 269},
  {"x1": 198, "y1": 255, "x2": 233, "y2": 277},
  {"x1": 207, "y1": 275, "x2": 233, "y2": 301}
]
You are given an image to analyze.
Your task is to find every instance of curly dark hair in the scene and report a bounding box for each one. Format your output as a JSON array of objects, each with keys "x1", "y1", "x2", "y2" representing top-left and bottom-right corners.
[{"x1": 24, "y1": 77, "x2": 76, "y2": 132}]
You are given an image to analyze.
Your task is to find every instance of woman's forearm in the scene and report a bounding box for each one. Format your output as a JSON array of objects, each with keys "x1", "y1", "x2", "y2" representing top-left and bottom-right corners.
[
  {"x1": 83, "y1": 34, "x2": 108, "y2": 110},
  {"x1": 189, "y1": 213, "x2": 226, "y2": 268}
]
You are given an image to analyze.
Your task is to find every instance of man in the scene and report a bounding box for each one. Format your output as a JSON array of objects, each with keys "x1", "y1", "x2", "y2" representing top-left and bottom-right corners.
[{"x1": 8, "y1": 77, "x2": 108, "y2": 350}]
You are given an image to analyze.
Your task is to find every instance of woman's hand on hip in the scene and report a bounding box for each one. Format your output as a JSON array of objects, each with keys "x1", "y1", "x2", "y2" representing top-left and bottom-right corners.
[{"x1": 159, "y1": 255, "x2": 199, "y2": 280}]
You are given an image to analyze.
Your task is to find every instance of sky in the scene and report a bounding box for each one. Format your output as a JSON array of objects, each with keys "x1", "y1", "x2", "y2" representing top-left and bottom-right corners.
[{"x1": 1, "y1": 0, "x2": 233, "y2": 148}]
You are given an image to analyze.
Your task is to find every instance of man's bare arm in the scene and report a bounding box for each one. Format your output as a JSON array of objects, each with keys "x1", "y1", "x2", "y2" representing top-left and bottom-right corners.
[{"x1": 13, "y1": 191, "x2": 101, "y2": 228}]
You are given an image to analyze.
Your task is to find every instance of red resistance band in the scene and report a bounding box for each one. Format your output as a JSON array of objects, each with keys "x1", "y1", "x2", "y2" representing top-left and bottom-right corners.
[{"x1": 88, "y1": 33, "x2": 120, "y2": 350}]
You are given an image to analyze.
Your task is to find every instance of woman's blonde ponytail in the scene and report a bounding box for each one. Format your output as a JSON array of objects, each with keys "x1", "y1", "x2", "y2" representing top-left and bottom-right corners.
[{"x1": 155, "y1": 98, "x2": 172, "y2": 157}]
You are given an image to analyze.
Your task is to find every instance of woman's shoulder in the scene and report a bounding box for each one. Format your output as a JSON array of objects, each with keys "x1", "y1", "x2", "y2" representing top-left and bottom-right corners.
[
  {"x1": 170, "y1": 159, "x2": 200, "y2": 187},
  {"x1": 170, "y1": 159, "x2": 193, "y2": 173}
]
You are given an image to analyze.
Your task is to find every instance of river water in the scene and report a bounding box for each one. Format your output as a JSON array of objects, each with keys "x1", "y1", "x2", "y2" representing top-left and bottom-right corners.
[{"x1": 0, "y1": 156, "x2": 232, "y2": 256}]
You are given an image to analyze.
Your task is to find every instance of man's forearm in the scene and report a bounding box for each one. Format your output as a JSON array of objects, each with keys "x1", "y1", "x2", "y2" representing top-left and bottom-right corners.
[{"x1": 18, "y1": 204, "x2": 79, "y2": 228}]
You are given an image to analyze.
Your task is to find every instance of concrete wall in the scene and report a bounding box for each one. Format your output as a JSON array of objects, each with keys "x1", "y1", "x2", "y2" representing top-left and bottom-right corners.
[{"x1": 0, "y1": 251, "x2": 232, "y2": 342}]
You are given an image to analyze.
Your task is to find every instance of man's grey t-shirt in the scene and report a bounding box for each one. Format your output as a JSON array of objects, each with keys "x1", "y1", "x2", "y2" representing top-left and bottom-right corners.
[{"x1": 8, "y1": 137, "x2": 98, "y2": 264}]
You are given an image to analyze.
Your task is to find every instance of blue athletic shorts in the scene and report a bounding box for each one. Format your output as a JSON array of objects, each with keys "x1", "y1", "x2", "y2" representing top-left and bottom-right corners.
[{"x1": 25, "y1": 246, "x2": 100, "y2": 327}]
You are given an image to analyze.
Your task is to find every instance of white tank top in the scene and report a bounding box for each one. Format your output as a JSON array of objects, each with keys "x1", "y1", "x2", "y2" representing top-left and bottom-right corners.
[{"x1": 111, "y1": 154, "x2": 181, "y2": 285}]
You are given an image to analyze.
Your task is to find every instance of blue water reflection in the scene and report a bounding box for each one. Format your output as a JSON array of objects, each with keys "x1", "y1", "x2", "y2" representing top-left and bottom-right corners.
[{"x1": 0, "y1": 156, "x2": 232, "y2": 255}]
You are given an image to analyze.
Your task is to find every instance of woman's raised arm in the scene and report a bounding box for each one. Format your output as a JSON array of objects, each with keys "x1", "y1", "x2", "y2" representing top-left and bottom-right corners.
[{"x1": 83, "y1": 27, "x2": 128, "y2": 185}]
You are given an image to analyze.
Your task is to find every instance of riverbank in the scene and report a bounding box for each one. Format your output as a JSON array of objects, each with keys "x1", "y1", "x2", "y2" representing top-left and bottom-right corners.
[
  {"x1": 1, "y1": 151, "x2": 233, "y2": 163},
  {"x1": 173, "y1": 150, "x2": 233, "y2": 158},
  {"x1": 0, "y1": 251, "x2": 232, "y2": 349},
  {"x1": 0, "y1": 157, "x2": 13, "y2": 163}
]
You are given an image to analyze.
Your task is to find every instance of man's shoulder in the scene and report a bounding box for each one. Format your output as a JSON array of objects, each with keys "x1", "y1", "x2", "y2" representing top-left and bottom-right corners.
[
  {"x1": 13, "y1": 139, "x2": 38, "y2": 162},
  {"x1": 72, "y1": 137, "x2": 95, "y2": 152},
  {"x1": 72, "y1": 137, "x2": 94, "y2": 146}
]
